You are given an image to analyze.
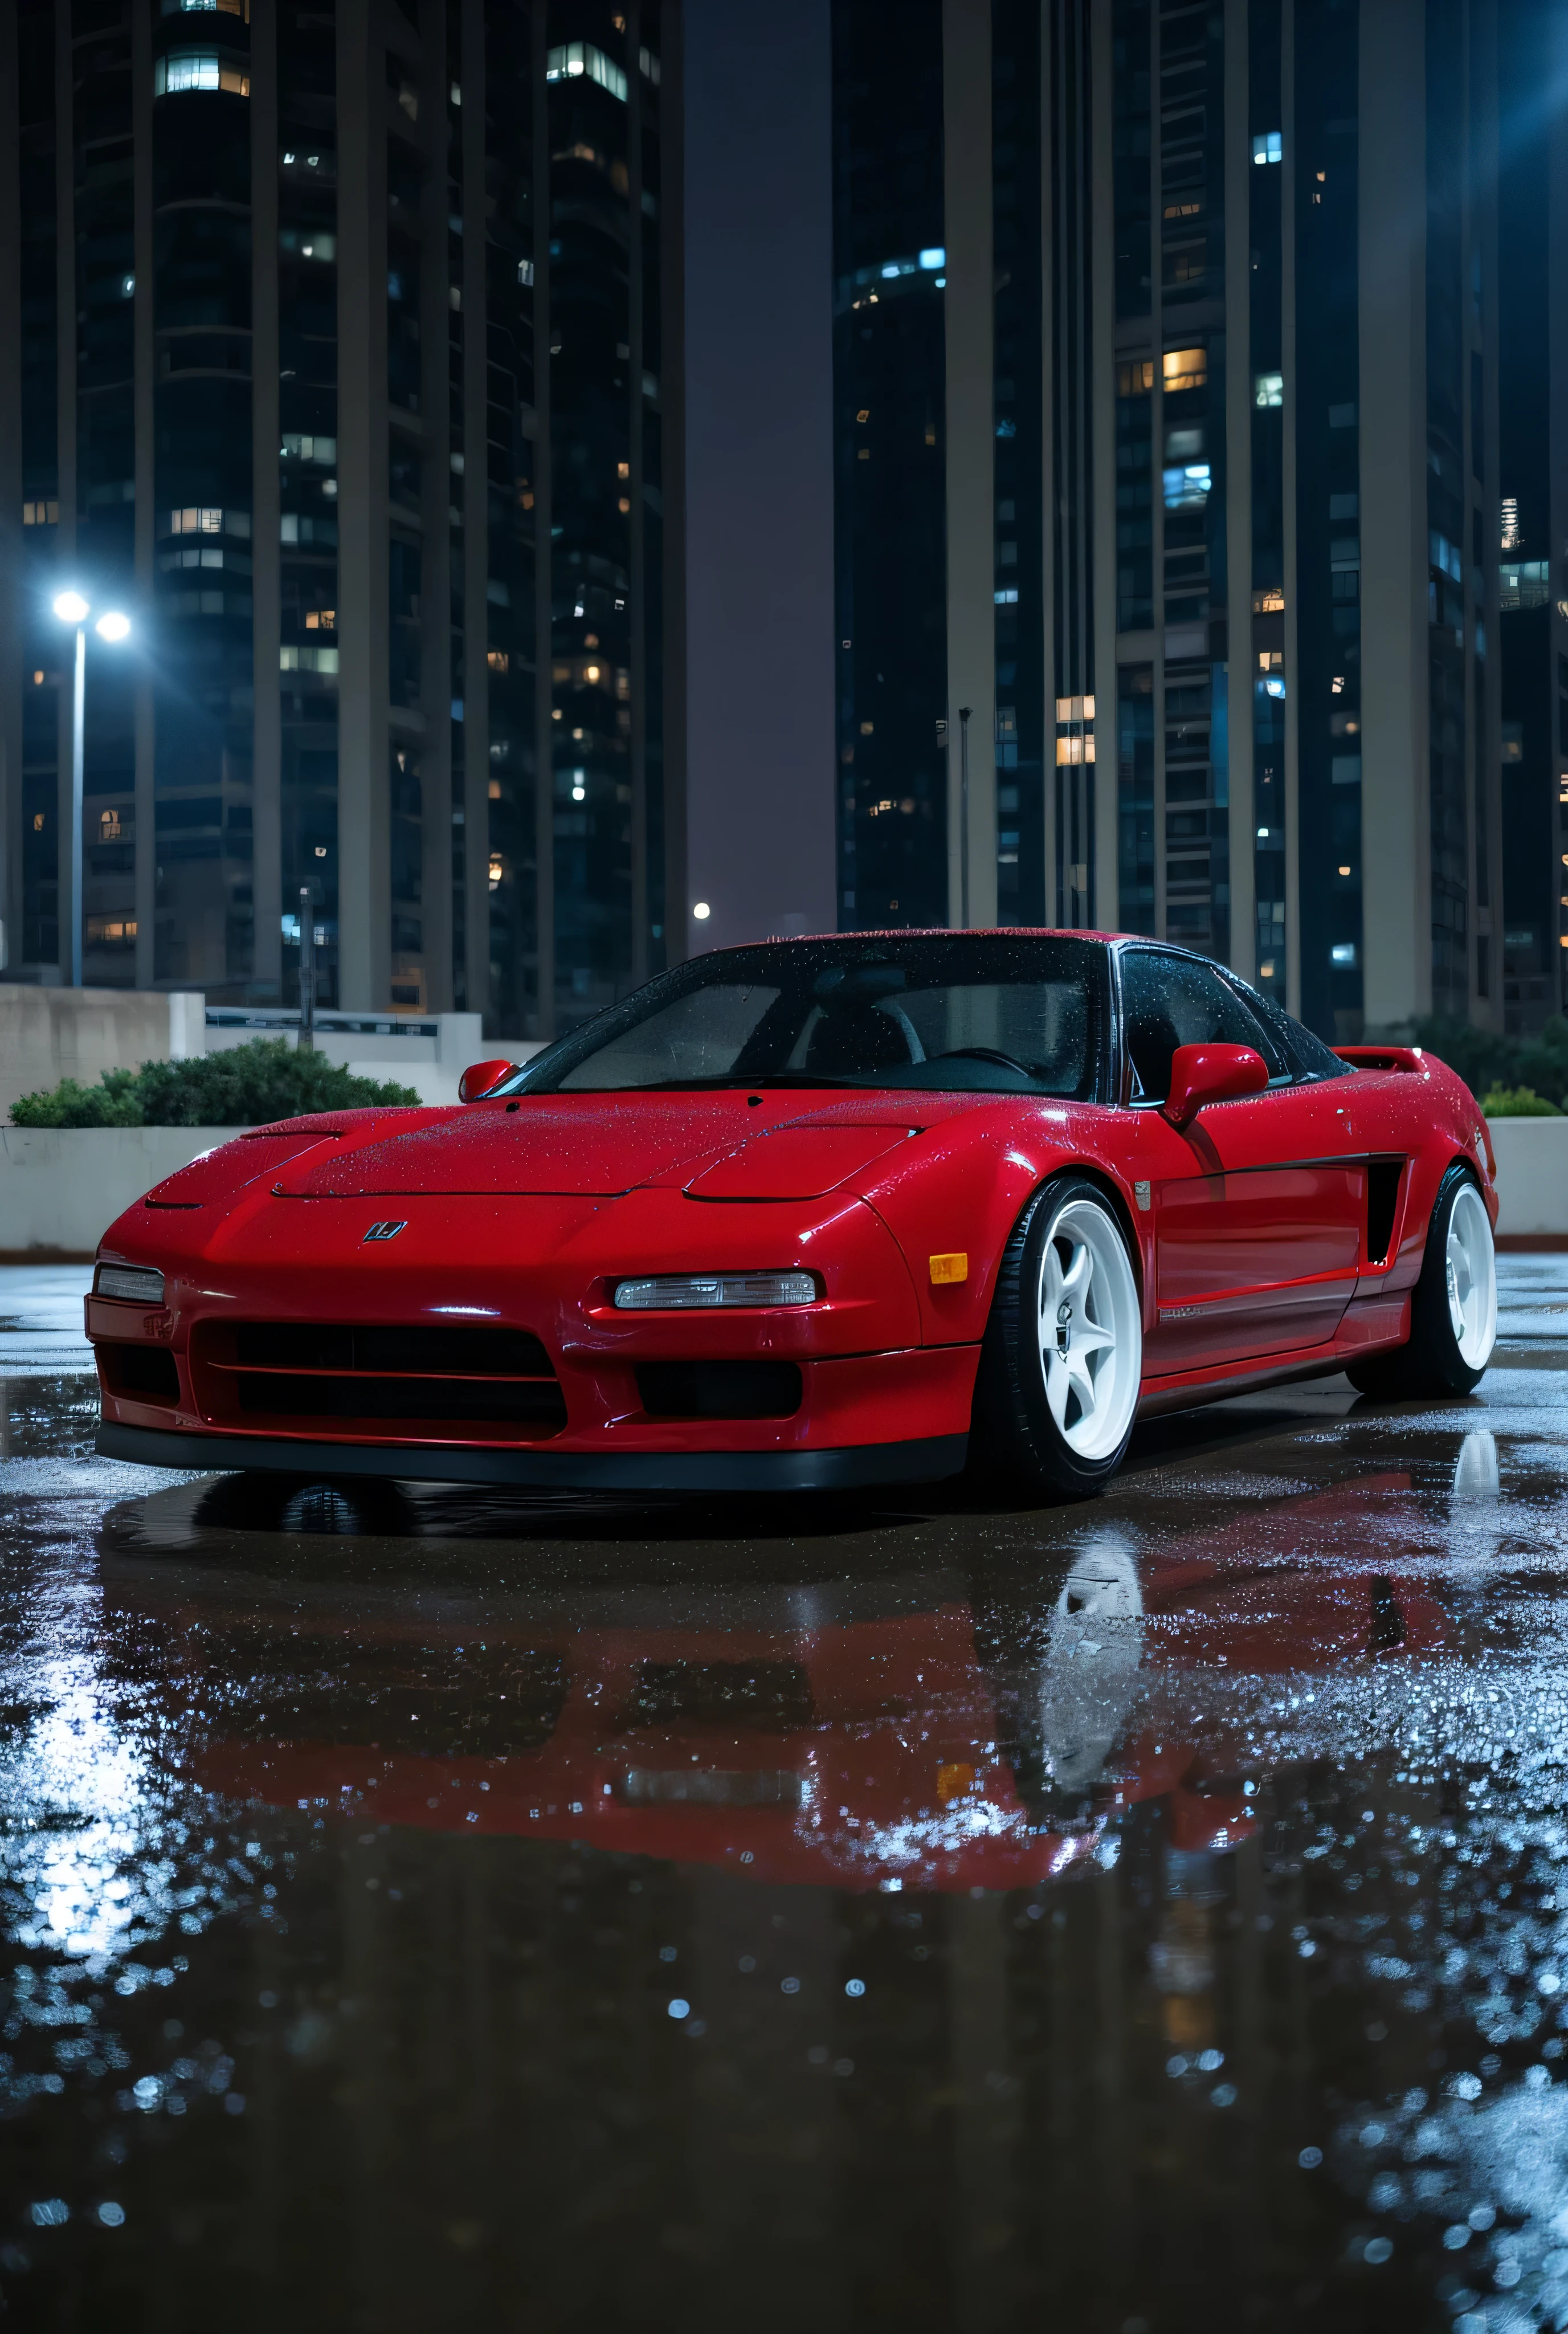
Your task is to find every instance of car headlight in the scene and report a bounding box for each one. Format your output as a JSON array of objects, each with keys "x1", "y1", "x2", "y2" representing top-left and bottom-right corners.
[
  {"x1": 94, "y1": 1263, "x2": 166, "y2": 1305},
  {"x1": 613, "y1": 1271, "x2": 817, "y2": 1311}
]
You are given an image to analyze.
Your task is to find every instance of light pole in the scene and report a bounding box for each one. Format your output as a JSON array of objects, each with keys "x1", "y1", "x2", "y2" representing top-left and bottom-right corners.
[
  {"x1": 52, "y1": 593, "x2": 132, "y2": 988},
  {"x1": 958, "y1": 705, "x2": 972, "y2": 930},
  {"x1": 297, "y1": 882, "x2": 316, "y2": 1052}
]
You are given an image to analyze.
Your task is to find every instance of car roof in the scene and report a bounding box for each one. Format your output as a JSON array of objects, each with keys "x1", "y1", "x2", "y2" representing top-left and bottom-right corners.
[{"x1": 705, "y1": 927, "x2": 1136, "y2": 951}]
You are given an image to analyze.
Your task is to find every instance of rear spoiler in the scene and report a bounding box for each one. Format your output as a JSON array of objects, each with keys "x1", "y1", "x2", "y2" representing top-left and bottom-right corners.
[{"x1": 1333, "y1": 1045, "x2": 1427, "y2": 1073}]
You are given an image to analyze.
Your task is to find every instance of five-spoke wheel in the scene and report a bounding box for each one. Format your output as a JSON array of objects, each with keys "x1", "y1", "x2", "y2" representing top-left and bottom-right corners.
[{"x1": 976, "y1": 1176, "x2": 1144, "y2": 1499}]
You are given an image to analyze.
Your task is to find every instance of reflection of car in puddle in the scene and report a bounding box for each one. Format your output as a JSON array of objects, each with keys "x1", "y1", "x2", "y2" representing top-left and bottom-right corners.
[{"x1": 100, "y1": 1463, "x2": 1460, "y2": 1897}]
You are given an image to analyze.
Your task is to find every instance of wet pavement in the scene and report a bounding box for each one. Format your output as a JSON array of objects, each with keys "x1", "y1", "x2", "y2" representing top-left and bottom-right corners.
[{"x1": 0, "y1": 1264, "x2": 1565, "y2": 2331}]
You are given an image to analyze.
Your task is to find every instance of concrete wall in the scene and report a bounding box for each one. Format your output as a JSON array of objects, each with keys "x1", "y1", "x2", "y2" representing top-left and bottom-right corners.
[
  {"x1": 1489, "y1": 1117, "x2": 1568, "y2": 1241},
  {"x1": 0, "y1": 993, "x2": 544, "y2": 1118},
  {"x1": 0, "y1": 987, "x2": 203, "y2": 1125},
  {"x1": 0, "y1": 1126, "x2": 240, "y2": 1257}
]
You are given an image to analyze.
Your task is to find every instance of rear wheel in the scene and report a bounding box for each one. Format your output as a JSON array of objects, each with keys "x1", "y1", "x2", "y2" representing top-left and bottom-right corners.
[
  {"x1": 1347, "y1": 1162, "x2": 1496, "y2": 1398},
  {"x1": 974, "y1": 1176, "x2": 1144, "y2": 1500}
]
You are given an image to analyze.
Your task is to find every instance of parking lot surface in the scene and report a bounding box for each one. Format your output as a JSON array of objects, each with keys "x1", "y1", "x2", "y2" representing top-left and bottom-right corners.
[{"x1": 0, "y1": 1258, "x2": 1565, "y2": 2331}]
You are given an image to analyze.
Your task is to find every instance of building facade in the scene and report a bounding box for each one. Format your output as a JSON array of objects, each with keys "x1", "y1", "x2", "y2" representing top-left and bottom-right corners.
[
  {"x1": 1496, "y1": 0, "x2": 1568, "y2": 1036},
  {"x1": 0, "y1": 0, "x2": 678, "y2": 1038},
  {"x1": 833, "y1": 0, "x2": 1516, "y2": 1043}
]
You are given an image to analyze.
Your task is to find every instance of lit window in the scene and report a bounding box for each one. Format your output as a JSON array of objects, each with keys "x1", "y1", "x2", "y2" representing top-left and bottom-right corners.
[
  {"x1": 1162, "y1": 348, "x2": 1206, "y2": 391},
  {"x1": 1500, "y1": 495, "x2": 1520, "y2": 551},
  {"x1": 1252, "y1": 587, "x2": 1285, "y2": 614},
  {"x1": 639, "y1": 45, "x2": 660, "y2": 84},
  {"x1": 1258, "y1": 651, "x2": 1283, "y2": 672},
  {"x1": 993, "y1": 587, "x2": 1018, "y2": 605},
  {"x1": 1501, "y1": 723, "x2": 1523, "y2": 764},
  {"x1": 99, "y1": 809, "x2": 122, "y2": 840},
  {"x1": 488, "y1": 853, "x2": 504, "y2": 891},
  {"x1": 918, "y1": 247, "x2": 946, "y2": 270},
  {"x1": 1117, "y1": 360, "x2": 1154, "y2": 397},
  {"x1": 1251, "y1": 132, "x2": 1282, "y2": 164},
  {"x1": 1255, "y1": 372, "x2": 1284, "y2": 407},
  {"x1": 1163, "y1": 462, "x2": 1211, "y2": 509},
  {"x1": 154, "y1": 50, "x2": 249, "y2": 94},
  {"x1": 1430, "y1": 530, "x2": 1463, "y2": 584},
  {"x1": 1330, "y1": 944, "x2": 1356, "y2": 966},
  {"x1": 517, "y1": 258, "x2": 534, "y2": 287},
  {"x1": 280, "y1": 434, "x2": 336, "y2": 464},
  {"x1": 1054, "y1": 696, "x2": 1095, "y2": 721},
  {"x1": 279, "y1": 645, "x2": 340, "y2": 674},
  {"x1": 1500, "y1": 561, "x2": 1549, "y2": 612},
  {"x1": 22, "y1": 501, "x2": 60, "y2": 525},
  {"x1": 544, "y1": 42, "x2": 628, "y2": 101}
]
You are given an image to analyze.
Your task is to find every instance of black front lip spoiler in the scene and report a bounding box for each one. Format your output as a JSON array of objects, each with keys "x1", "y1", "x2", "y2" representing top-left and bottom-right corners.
[{"x1": 95, "y1": 1421, "x2": 969, "y2": 1494}]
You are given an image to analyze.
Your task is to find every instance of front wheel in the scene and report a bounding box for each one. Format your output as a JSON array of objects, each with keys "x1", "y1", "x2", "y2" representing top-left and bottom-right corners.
[
  {"x1": 1347, "y1": 1163, "x2": 1497, "y2": 1398},
  {"x1": 973, "y1": 1176, "x2": 1144, "y2": 1500}
]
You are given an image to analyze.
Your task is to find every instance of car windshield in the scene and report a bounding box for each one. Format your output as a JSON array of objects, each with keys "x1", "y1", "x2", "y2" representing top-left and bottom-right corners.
[{"x1": 508, "y1": 935, "x2": 1109, "y2": 1099}]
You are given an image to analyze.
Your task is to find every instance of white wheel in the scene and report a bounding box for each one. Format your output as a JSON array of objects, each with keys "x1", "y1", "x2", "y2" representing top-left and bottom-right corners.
[
  {"x1": 1033, "y1": 1193, "x2": 1144, "y2": 1462},
  {"x1": 1445, "y1": 1181, "x2": 1497, "y2": 1370}
]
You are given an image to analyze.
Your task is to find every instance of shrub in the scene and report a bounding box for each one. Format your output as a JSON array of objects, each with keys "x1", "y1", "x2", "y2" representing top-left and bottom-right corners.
[
  {"x1": 1410, "y1": 1013, "x2": 1568, "y2": 1113},
  {"x1": 10, "y1": 1040, "x2": 423, "y2": 1128},
  {"x1": 1480, "y1": 1086, "x2": 1563, "y2": 1118}
]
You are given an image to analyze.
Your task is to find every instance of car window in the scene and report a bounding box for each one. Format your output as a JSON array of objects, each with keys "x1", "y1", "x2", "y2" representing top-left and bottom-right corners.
[
  {"x1": 1226, "y1": 977, "x2": 1353, "y2": 1082},
  {"x1": 557, "y1": 984, "x2": 781, "y2": 1091},
  {"x1": 1118, "y1": 950, "x2": 1286, "y2": 1101},
  {"x1": 783, "y1": 981, "x2": 1089, "y2": 1087},
  {"x1": 513, "y1": 935, "x2": 1110, "y2": 1099}
]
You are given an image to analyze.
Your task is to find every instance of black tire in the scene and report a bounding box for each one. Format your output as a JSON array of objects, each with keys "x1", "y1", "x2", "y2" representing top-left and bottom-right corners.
[
  {"x1": 1346, "y1": 1162, "x2": 1496, "y2": 1399},
  {"x1": 971, "y1": 1174, "x2": 1144, "y2": 1501}
]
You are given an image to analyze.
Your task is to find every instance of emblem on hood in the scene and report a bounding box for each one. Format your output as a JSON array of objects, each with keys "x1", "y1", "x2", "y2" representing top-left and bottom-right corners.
[{"x1": 362, "y1": 1220, "x2": 408, "y2": 1243}]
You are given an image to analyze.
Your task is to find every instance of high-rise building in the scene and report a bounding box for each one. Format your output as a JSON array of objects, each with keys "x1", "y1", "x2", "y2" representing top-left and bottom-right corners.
[
  {"x1": 833, "y1": 0, "x2": 1517, "y2": 1043},
  {"x1": 1496, "y1": 0, "x2": 1568, "y2": 1035},
  {"x1": 0, "y1": 0, "x2": 677, "y2": 1038}
]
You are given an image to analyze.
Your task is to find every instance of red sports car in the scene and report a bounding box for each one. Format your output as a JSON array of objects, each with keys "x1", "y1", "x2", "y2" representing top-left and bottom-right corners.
[{"x1": 90, "y1": 931, "x2": 1499, "y2": 1500}]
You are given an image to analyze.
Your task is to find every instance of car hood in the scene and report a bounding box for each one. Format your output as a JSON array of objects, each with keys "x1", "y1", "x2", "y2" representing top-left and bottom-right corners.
[{"x1": 275, "y1": 1095, "x2": 915, "y2": 1200}]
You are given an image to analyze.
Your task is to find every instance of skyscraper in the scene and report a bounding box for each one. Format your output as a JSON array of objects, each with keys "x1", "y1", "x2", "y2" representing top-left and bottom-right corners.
[
  {"x1": 1496, "y1": 0, "x2": 1568, "y2": 1036},
  {"x1": 833, "y1": 0, "x2": 1516, "y2": 1043},
  {"x1": 0, "y1": 0, "x2": 676, "y2": 1039}
]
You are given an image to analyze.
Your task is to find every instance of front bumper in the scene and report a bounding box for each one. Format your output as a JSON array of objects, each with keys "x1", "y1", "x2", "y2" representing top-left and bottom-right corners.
[{"x1": 96, "y1": 1419, "x2": 969, "y2": 1492}]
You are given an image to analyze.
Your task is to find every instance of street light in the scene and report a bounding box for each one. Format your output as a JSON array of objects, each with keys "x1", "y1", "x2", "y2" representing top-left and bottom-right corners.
[{"x1": 52, "y1": 591, "x2": 132, "y2": 986}]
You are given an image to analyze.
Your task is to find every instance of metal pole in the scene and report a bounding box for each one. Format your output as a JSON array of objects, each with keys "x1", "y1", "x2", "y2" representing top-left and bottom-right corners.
[
  {"x1": 958, "y1": 705, "x2": 972, "y2": 929},
  {"x1": 298, "y1": 883, "x2": 316, "y2": 1052},
  {"x1": 70, "y1": 623, "x2": 85, "y2": 986}
]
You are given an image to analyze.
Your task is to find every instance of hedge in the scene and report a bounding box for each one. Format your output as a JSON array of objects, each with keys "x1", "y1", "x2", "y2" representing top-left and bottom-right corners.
[
  {"x1": 9, "y1": 1039, "x2": 423, "y2": 1128},
  {"x1": 1409, "y1": 1013, "x2": 1568, "y2": 1113}
]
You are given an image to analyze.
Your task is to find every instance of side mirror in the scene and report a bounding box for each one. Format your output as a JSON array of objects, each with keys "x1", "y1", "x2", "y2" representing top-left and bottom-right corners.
[
  {"x1": 1162, "y1": 1043, "x2": 1270, "y2": 1132},
  {"x1": 458, "y1": 1058, "x2": 518, "y2": 1103}
]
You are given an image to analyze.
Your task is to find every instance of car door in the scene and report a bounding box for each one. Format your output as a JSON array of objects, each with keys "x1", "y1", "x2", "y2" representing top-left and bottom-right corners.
[{"x1": 1118, "y1": 949, "x2": 1365, "y2": 1374}]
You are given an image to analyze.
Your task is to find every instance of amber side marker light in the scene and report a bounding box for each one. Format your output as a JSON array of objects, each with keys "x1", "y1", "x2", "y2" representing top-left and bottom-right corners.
[{"x1": 929, "y1": 1252, "x2": 968, "y2": 1286}]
